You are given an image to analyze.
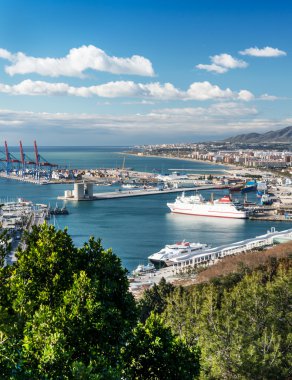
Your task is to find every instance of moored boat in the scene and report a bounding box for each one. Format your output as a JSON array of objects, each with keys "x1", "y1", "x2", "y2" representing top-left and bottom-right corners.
[
  {"x1": 148, "y1": 240, "x2": 209, "y2": 267},
  {"x1": 241, "y1": 180, "x2": 257, "y2": 193},
  {"x1": 132, "y1": 263, "x2": 156, "y2": 276},
  {"x1": 167, "y1": 192, "x2": 248, "y2": 219}
]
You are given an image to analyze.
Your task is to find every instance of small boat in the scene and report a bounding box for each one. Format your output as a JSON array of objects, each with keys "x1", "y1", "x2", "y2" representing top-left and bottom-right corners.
[
  {"x1": 132, "y1": 263, "x2": 156, "y2": 276},
  {"x1": 241, "y1": 180, "x2": 257, "y2": 193},
  {"x1": 49, "y1": 204, "x2": 69, "y2": 215},
  {"x1": 229, "y1": 183, "x2": 244, "y2": 192}
]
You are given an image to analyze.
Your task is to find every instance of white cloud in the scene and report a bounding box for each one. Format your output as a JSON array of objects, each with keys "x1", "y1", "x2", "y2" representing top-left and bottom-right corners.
[
  {"x1": 237, "y1": 90, "x2": 254, "y2": 102},
  {"x1": 0, "y1": 79, "x2": 74, "y2": 98},
  {"x1": 259, "y1": 93, "x2": 278, "y2": 101},
  {"x1": 0, "y1": 119, "x2": 23, "y2": 125},
  {"x1": 1, "y1": 108, "x2": 288, "y2": 145},
  {"x1": 212, "y1": 54, "x2": 248, "y2": 69},
  {"x1": 239, "y1": 46, "x2": 287, "y2": 57},
  {"x1": 186, "y1": 81, "x2": 234, "y2": 100},
  {"x1": 0, "y1": 48, "x2": 13, "y2": 60},
  {"x1": 196, "y1": 53, "x2": 248, "y2": 74},
  {"x1": 0, "y1": 79, "x2": 254, "y2": 102},
  {"x1": 196, "y1": 63, "x2": 228, "y2": 74},
  {"x1": 150, "y1": 102, "x2": 257, "y2": 117},
  {"x1": 122, "y1": 100, "x2": 156, "y2": 105},
  {"x1": 0, "y1": 45, "x2": 155, "y2": 77}
]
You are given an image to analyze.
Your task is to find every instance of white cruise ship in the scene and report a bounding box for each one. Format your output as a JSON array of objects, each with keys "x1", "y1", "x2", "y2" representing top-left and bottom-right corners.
[
  {"x1": 167, "y1": 193, "x2": 247, "y2": 219},
  {"x1": 148, "y1": 240, "x2": 209, "y2": 267}
]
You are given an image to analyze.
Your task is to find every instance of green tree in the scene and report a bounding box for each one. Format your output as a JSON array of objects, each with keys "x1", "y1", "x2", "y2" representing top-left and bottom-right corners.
[
  {"x1": 198, "y1": 268, "x2": 292, "y2": 379},
  {"x1": 164, "y1": 286, "x2": 204, "y2": 348},
  {"x1": 138, "y1": 277, "x2": 174, "y2": 322},
  {"x1": 121, "y1": 312, "x2": 200, "y2": 380},
  {"x1": 0, "y1": 224, "x2": 137, "y2": 379},
  {"x1": 162, "y1": 259, "x2": 291, "y2": 380},
  {"x1": 0, "y1": 229, "x2": 11, "y2": 267}
]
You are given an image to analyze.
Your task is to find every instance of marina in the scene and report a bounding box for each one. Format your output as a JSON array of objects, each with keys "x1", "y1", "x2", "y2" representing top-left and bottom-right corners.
[{"x1": 0, "y1": 198, "x2": 50, "y2": 265}]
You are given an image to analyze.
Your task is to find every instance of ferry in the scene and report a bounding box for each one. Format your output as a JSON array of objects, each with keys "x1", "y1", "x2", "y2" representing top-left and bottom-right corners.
[
  {"x1": 167, "y1": 192, "x2": 248, "y2": 219},
  {"x1": 148, "y1": 240, "x2": 209, "y2": 267}
]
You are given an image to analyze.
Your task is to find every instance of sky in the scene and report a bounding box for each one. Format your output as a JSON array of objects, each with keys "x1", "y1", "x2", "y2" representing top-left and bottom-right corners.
[{"x1": 0, "y1": 0, "x2": 291, "y2": 146}]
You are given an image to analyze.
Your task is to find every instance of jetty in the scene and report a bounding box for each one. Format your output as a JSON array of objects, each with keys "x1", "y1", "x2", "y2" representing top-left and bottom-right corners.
[{"x1": 57, "y1": 182, "x2": 224, "y2": 201}]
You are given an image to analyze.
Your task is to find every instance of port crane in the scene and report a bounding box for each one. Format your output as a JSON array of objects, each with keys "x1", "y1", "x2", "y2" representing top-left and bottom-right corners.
[{"x1": 0, "y1": 141, "x2": 58, "y2": 180}]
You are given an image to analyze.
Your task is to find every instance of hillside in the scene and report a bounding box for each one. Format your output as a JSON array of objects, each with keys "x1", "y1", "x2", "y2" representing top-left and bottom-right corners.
[{"x1": 224, "y1": 125, "x2": 292, "y2": 143}]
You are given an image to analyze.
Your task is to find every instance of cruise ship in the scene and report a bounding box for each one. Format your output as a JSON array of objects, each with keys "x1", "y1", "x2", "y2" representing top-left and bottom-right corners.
[
  {"x1": 167, "y1": 193, "x2": 248, "y2": 219},
  {"x1": 148, "y1": 240, "x2": 209, "y2": 267}
]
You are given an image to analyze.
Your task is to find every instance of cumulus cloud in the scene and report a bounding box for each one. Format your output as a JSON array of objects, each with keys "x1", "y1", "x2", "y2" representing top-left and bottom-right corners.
[
  {"x1": 237, "y1": 90, "x2": 254, "y2": 102},
  {"x1": 186, "y1": 81, "x2": 234, "y2": 100},
  {"x1": 196, "y1": 53, "x2": 248, "y2": 73},
  {"x1": 0, "y1": 45, "x2": 155, "y2": 77},
  {"x1": 239, "y1": 46, "x2": 287, "y2": 57},
  {"x1": 0, "y1": 48, "x2": 13, "y2": 60},
  {"x1": 0, "y1": 79, "x2": 254, "y2": 101},
  {"x1": 196, "y1": 63, "x2": 228, "y2": 74},
  {"x1": 212, "y1": 54, "x2": 248, "y2": 69}
]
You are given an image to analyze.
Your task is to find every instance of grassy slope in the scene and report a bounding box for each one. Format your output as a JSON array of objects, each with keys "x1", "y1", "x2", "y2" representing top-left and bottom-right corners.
[{"x1": 194, "y1": 240, "x2": 292, "y2": 284}]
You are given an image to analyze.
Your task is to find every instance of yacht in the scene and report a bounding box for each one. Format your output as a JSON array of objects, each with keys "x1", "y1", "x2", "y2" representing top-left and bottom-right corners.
[{"x1": 148, "y1": 240, "x2": 209, "y2": 267}]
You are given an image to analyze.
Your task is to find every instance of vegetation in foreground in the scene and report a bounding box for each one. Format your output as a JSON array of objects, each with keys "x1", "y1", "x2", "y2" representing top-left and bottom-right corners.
[
  {"x1": 0, "y1": 225, "x2": 291, "y2": 379},
  {"x1": 0, "y1": 225, "x2": 199, "y2": 379}
]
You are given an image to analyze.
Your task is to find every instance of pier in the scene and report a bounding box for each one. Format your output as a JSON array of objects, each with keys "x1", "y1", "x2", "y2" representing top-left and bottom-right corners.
[{"x1": 57, "y1": 184, "x2": 224, "y2": 201}]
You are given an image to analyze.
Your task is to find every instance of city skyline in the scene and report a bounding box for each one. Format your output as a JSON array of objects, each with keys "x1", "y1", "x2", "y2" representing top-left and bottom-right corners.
[{"x1": 0, "y1": 0, "x2": 291, "y2": 145}]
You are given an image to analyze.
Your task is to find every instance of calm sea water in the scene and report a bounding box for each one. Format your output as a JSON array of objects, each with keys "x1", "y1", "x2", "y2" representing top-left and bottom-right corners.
[{"x1": 0, "y1": 147, "x2": 287, "y2": 271}]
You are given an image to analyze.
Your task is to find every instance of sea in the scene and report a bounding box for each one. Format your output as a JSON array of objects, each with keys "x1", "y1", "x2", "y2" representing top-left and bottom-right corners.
[{"x1": 0, "y1": 146, "x2": 287, "y2": 271}]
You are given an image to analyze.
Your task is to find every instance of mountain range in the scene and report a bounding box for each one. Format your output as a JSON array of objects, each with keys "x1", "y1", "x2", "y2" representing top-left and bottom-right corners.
[{"x1": 224, "y1": 126, "x2": 292, "y2": 143}]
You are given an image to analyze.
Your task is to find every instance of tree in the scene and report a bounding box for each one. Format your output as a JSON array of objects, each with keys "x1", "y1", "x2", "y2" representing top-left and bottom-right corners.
[
  {"x1": 198, "y1": 268, "x2": 292, "y2": 379},
  {"x1": 121, "y1": 312, "x2": 200, "y2": 380},
  {"x1": 0, "y1": 224, "x2": 137, "y2": 378},
  {"x1": 0, "y1": 229, "x2": 11, "y2": 267},
  {"x1": 163, "y1": 286, "x2": 204, "y2": 348},
  {"x1": 162, "y1": 259, "x2": 292, "y2": 379},
  {"x1": 138, "y1": 277, "x2": 174, "y2": 322}
]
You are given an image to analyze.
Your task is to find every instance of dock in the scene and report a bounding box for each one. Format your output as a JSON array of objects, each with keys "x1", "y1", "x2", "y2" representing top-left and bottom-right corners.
[
  {"x1": 58, "y1": 185, "x2": 223, "y2": 201},
  {"x1": 129, "y1": 227, "x2": 292, "y2": 296}
]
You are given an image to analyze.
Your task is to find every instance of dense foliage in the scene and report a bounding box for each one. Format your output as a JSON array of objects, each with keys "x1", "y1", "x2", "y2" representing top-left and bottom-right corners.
[
  {"x1": 1, "y1": 224, "x2": 291, "y2": 379},
  {"x1": 0, "y1": 224, "x2": 197, "y2": 379},
  {"x1": 140, "y1": 259, "x2": 291, "y2": 380},
  {"x1": 121, "y1": 312, "x2": 200, "y2": 380}
]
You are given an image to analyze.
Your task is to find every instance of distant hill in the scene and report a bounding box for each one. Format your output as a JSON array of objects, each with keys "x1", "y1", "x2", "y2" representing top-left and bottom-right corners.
[{"x1": 224, "y1": 126, "x2": 292, "y2": 143}]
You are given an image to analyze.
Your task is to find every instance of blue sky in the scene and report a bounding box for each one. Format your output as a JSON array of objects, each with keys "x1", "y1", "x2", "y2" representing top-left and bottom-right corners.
[{"x1": 0, "y1": 0, "x2": 291, "y2": 145}]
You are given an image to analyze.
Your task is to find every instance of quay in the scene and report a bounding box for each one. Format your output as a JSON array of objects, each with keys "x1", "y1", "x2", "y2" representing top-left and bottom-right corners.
[
  {"x1": 0, "y1": 199, "x2": 50, "y2": 265},
  {"x1": 57, "y1": 183, "x2": 224, "y2": 201},
  {"x1": 0, "y1": 172, "x2": 80, "y2": 185},
  {"x1": 129, "y1": 227, "x2": 292, "y2": 294}
]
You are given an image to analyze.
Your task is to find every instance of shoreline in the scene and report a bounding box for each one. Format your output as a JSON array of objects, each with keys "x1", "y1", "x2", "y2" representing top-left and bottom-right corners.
[{"x1": 125, "y1": 152, "x2": 242, "y2": 172}]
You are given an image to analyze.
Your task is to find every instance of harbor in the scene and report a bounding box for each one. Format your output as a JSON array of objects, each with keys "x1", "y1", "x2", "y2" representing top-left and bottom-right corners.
[{"x1": 1, "y1": 146, "x2": 292, "y2": 272}]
